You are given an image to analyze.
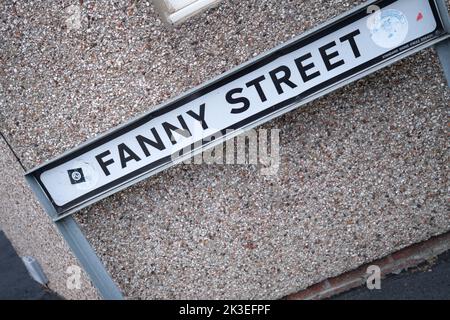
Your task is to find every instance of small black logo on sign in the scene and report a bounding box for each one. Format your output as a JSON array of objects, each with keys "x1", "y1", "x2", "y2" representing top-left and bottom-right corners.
[{"x1": 68, "y1": 168, "x2": 86, "y2": 184}]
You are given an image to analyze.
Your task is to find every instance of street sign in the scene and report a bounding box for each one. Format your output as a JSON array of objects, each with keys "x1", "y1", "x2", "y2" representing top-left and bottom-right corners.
[{"x1": 26, "y1": 0, "x2": 450, "y2": 219}]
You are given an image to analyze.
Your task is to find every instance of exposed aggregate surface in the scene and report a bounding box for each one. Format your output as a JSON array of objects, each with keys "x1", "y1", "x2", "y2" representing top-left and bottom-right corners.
[{"x1": 0, "y1": 0, "x2": 449, "y2": 299}]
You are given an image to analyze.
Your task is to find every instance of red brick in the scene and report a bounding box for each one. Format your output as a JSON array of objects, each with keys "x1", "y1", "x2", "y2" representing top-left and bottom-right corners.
[
  {"x1": 287, "y1": 281, "x2": 329, "y2": 300},
  {"x1": 327, "y1": 265, "x2": 366, "y2": 288},
  {"x1": 284, "y1": 232, "x2": 450, "y2": 300},
  {"x1": 319, "y1": 279, "x2": 362, "y2": 299}
]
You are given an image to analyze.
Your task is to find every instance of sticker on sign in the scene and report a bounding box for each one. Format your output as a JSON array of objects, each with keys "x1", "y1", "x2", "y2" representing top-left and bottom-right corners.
[{"x1": 26, "y1": 0, "x2": 449, "y2": 218}]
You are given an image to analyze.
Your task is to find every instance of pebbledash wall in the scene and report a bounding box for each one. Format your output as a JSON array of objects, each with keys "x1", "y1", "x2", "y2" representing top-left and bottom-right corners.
[
  {"x1": 0, "y1": 0, "x2": 449, "y2": 299},
  {"x1": 0, "y1": 137, "x2": 100, "y2": 299}
]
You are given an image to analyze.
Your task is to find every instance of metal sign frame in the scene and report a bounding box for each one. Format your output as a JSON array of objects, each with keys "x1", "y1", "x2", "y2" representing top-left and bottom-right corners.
[{"x1": 26, "y1": 0, "x2": 450, "y2": 221}]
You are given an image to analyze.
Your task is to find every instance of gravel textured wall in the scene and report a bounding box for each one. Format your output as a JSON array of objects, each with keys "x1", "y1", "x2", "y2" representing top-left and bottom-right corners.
[
  {"x1": 1, "y1": 0, "x2": 449, "y2": 299},
  {"x1": 0, "y1": 137, "x2": 99, "y2": 299}
]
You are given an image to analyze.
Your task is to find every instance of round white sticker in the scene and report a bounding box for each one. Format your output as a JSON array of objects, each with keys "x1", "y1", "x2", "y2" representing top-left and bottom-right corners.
[{"x1": 368, "y1": 9, "x2": 409, "y2": 49}]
